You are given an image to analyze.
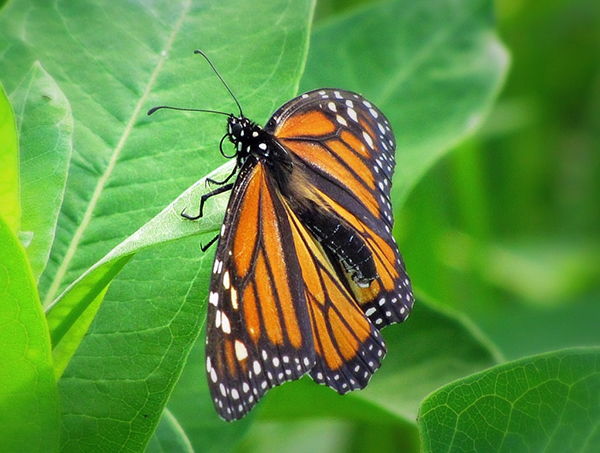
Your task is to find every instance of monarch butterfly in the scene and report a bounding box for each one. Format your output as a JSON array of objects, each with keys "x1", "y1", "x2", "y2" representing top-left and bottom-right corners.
[{"x1": 149, "y1": 51, "x2": 414, "y2": 421}]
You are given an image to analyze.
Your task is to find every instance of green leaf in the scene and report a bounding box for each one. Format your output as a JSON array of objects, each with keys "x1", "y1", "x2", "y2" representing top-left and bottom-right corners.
[
  {"x1": 0, "y1": 0, "x2": 314, "y2": 450},
  {"x1": 48, "y1": 257, "x2": 130, "y2": 379},
  {"x1": 0, "y1": 216, "x2": 59, "y2": 452},
  {"x1": 0, "y1": 0, "x2": 314, "y2": 307},
  {"x1": 9, "y1": 62, "x2": 73, "y2": 282},
  {"x1": 259, "y1": 295, "x2": 500, "y2": 423},
  {"x1": 418, "y1": 348, "x2": 600, "y2": 452},
  {"x1": 0, "y1": 83, "x2": 19, "y2": 231},
  {"x1": 301, "y1": 0, "x2": 509, "y2": 205},
  {"x1": 47, "y1": 163, "x2": 231, "y2": 379}
]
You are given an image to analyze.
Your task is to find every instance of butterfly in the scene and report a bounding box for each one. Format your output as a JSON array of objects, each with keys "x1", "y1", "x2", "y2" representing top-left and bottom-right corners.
[{"x1": 149, "y1": 51, "x2": 414, "y2": 421}]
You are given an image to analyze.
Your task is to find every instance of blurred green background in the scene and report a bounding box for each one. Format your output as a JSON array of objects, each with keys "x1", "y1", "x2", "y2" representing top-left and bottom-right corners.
[
  {"x1": 239, "y1": 0, "x2": 600, "y2": 450},
  {"x1": 399, "y1": 0, "x2": 600, "y2": 359}
]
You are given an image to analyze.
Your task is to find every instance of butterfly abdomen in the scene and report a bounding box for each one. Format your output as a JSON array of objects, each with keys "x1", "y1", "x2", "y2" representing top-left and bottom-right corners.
[{"x1": 291, "y1": 199, "x2": 377, "y2": 288}]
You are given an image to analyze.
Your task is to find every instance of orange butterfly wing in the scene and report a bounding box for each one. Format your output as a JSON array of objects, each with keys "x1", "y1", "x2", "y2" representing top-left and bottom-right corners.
[
  {"x1": 266, "y1": 89, "x2": 414, "y2": 329},
  {"x1": 205, "y1": 157, "x2": 315, "y2": 421}
]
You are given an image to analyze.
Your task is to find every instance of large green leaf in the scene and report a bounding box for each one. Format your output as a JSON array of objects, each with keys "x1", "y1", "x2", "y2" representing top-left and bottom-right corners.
[
  {"x1": 0, "y1": 0, "x2": 314, "y2": 450},
  {"x1": 0, "y1": 216, "x2": 59, "y2": 452},
  {"x1": 0, "y1": 83, "x2": 19, "y2": 231},
  {"x1": 9, "y1": 62, "x2": 73, "y2": 282},
  {"x1": 418, "y1": 348, "x2": 600, "y2": 452},
  {"x1": 0, "y1": 0, "x2": 314, "y2": 307},
  {"x1": 301, "y1": 0, "x2": 509, "y2": 205}
]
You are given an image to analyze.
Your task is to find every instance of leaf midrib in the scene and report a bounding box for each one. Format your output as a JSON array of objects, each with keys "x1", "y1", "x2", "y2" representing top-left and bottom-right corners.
[{"x1": 42, "y1": 0, "x2": 193, "y2": 307}]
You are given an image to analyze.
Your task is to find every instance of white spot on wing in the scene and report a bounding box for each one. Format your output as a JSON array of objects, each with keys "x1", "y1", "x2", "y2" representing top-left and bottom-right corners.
[
  {"x1": 231, "y1": 287, "x2": 238, "y2": 309},
  {"x1": 336, "y1": 115, "x2": 348, "y2": 126},
  {"x1": 221, "y1": 312, "x2": 231, "y2": 334},
  {"x1": 235, "y1": 340, "x2": 248, "y2": 360},
  {"x1": 223, "y1": 270, "x2": 230, "y2": 289},
  {"x1": 363, "y1": 131, "x2": 374, "y2": 149},
  {"x1": 347, "y1": 107, "x2": 358, "y2": 122}
]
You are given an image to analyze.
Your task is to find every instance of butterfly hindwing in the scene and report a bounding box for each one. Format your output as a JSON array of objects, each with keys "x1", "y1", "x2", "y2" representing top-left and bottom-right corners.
[
  {"x1": 285, "y1": 205, "x2": 388, "y2": 392},
  {"x1": 205, "y1": 157, "x2": 315, "y2": 421}
]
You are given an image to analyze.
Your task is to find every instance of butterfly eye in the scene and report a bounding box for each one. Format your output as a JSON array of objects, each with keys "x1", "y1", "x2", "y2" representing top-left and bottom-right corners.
[{"x1": 228, "y1": 120, "x2": 243, "y2": 139}]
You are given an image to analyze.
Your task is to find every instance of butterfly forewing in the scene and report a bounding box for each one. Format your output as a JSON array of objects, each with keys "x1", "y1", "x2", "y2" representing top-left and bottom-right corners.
[
  {"x1": 266, "y1": 89, "x2": 396, "y2": 224},
  {"x1": 205, "y1": 158, "x2": 315, "y2": 421}
]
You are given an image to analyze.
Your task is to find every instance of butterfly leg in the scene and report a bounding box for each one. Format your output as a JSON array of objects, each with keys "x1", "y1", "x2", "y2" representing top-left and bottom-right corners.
[
  {"x1": 206, "y1": 162, "x2": 238, "y2": 186},
  {"x1": 181, "y1": 182, "x2": 234, "y2": 220},
  {"x1": 201, "y1": 234, "x2": 219, "y2": 252}
]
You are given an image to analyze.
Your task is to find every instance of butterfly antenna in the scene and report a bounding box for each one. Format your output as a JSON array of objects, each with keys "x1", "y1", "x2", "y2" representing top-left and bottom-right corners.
[
  {"x1": 194, "y1": 50, "x2": 243, "y2": 117},
  {"x1": 147, "y1": 105, "x2": 231, "y2": 116}
]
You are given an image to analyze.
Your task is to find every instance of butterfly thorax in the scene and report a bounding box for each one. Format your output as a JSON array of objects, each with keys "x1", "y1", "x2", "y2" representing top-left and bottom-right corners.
[{"x1": 227, "y1": 115, "x2": 293, "y2": 183}]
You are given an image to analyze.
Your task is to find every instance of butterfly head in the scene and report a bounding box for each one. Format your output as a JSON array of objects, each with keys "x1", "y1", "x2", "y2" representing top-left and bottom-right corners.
[{"x1": 227, "y1": 115, "x2": 268, "y2": 160}]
